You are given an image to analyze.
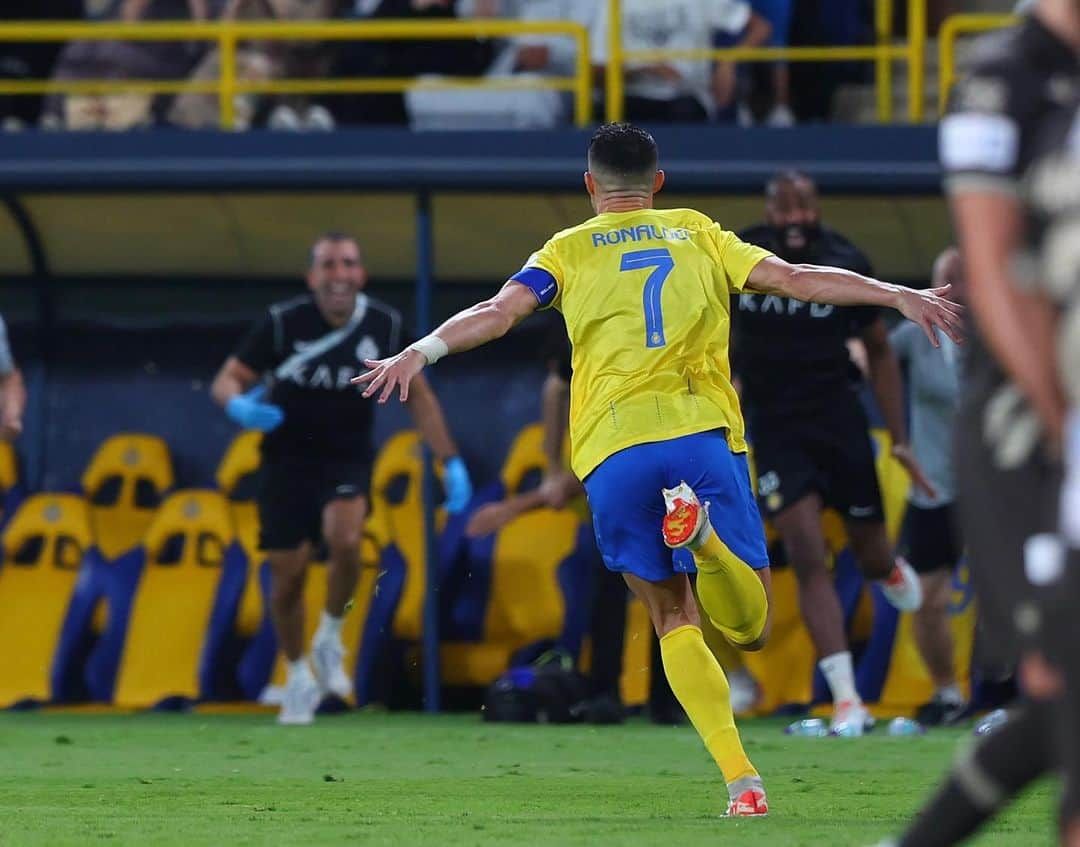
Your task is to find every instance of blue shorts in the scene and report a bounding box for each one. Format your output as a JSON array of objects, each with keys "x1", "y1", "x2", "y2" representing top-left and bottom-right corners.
[{"x1": 583, "y1": 429, "x2": 770, "y2": 584}]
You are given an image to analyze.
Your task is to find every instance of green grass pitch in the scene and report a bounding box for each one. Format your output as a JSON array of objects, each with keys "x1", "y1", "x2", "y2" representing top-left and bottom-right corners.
[{"x1": 0, "y1": 712, "x2": 1054, "y2": 846}]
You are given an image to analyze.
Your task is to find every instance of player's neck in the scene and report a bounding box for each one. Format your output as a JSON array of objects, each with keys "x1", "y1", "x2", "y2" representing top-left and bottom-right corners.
[
  {"x1": 315, "y1": 299, "x2": 356, "y2": 328},
  {"x1": 595, "y1": 191, "x2": 654, "y2": 214},
  {"x1": 1037, "y1": 1, "x2": 1080, "y2": 48}
]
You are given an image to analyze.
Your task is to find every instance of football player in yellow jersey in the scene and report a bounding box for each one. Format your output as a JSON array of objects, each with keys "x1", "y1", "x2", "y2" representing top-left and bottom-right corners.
[{"x1": 355, "y1": 123, "x2": 963, "y2": 818}]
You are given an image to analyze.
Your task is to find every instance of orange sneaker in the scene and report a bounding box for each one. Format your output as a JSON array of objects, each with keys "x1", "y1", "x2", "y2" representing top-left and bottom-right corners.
[
  {"x1": 726, "y1": 782, "x2": 768, "y2": 817},
  {"x1": 661, "y1": 481, "x2": 708, "y2": 549}
]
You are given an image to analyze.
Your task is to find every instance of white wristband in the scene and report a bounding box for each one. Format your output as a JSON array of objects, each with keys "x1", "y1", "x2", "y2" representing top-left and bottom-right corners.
[{"x1": 408, "y1": 334, "x2": 449, "y2": 366}]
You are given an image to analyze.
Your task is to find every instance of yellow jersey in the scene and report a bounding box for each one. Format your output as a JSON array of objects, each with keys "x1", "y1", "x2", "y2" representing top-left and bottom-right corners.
[{"x1": 511, "y1": 207, "x2": 771, "y2": 479}]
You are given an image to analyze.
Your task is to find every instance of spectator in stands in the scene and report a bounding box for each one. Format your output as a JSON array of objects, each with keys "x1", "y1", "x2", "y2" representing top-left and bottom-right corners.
[
  {"x1": 890, "y1": 246, "x2": 967, "y2": 727},
  {"x1": 334, "y1": 0, "x2": 499, "y2": 125},
  {"x1": 169, "y1": 0, "x2": 348, "y2": 131},
  {"x1": 590, "y1": 0, "x2": 771, "y2": 123},
  {"x1": 0, "y1": 0, "x2": 83, "y2": 131},
  {"x1": 749, "y1": 0, "x2": 794, "y2": 125},
  {"x1": 0, "y1": 315, "x2": 26, "y2": 441},
  {"x1": 42, "y1": 0, "x2": 220, "y2": 131}
]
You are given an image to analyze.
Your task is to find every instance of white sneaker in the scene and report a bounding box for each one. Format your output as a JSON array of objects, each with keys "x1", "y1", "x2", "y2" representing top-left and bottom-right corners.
[
  {"x1": 311, "y1": 634, "x2": 353, "y2": 700},
  {"x1": 831, "y1": 699, "x2": 872, "y2": 737},
  {"x1": 766, "y1": 104, "x2": 796, "y2": 127},
  {"x1": 879, "y1": 558, "x2": 923, "y2": 612},
  {"x1": 303, "y1": 104, "x2": 336, "y2": 132},
  {"x1": 278, "y1": 662, "x2": 321, "y2": 726}
]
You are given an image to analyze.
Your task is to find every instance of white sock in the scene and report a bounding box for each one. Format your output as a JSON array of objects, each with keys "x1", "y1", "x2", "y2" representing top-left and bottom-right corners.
[
  {"x1": 819, "y1": 651, "x2": 859, "y2": 704},
  {"x1": 315, "y1": 610, "x2": 343, "y2": 642},
  {"x1": 287, "y1": 658, "x2": 311, "y2": 684},
  {"x1": 936, "y1": 683, "x2": 964, "y2": 704}
]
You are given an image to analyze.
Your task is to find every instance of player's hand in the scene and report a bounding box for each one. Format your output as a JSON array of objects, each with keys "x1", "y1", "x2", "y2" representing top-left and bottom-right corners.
[
  {"x1": 442, "y1": 455, "x2": 473, "y2": 514},
  {"x1": 225, "y1": 385, "x2": 284, "y2": 432},
  {"x1": 895, "y1": 285, "x2": 965, "y2": 347},
  {"x1": 0, "y1": 412, "x2": 21, "y2": 441},
  {"x1": 465, "y1": 500, "x2": 517, "y2": 538},
  {"x1": 352, "y1": 349, "x2": 426, "y2": 404},
  {"x1": 539, "y1": 470, "x2": 581, "y2": 510},
  {"x1": 891, "y1": 442, "x2": 938, "y2": 500}
]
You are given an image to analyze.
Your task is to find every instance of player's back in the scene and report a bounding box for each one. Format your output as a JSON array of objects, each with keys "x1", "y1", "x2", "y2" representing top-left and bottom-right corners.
[{"x1": 523, "y1": 207, "x2": 769, "y2": 478}]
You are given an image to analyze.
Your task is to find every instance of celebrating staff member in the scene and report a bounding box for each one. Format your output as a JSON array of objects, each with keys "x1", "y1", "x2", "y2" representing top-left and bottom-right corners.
[{"x1": 212, "y1": 232, "x2": 472, "y2": 726}]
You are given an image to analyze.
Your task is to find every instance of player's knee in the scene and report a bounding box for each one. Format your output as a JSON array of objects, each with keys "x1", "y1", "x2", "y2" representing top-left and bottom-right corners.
[
  {"x1": 270, "y1": 570, "x2": 305, "y2": 611},
  {"x1": 326, "y1": 533, "x2": 363, "y2": 563},
  {"x1": 652, "y1": 603, "x2": 699, "y2": 638}
]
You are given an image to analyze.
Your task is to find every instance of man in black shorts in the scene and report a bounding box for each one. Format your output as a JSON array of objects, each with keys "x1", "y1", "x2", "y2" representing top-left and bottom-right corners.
[
  {"x1": 885, "y1": 2, "x2": 1079, "y2": 844},
  {"x1": 736, "y1": 172, "x2": 931, "y2": 735},
  {"x1": 211, "y1": 232, "x2": 472, "y2": 725}
]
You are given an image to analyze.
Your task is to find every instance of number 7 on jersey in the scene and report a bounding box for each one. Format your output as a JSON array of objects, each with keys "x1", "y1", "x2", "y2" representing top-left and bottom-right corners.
[{"x1": 620, "y1": 248, "x2": 675, "y2": 349}]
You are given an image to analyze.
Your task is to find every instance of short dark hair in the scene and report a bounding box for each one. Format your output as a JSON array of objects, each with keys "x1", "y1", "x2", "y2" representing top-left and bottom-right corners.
[
  {"x1": 310, "y1": 231, "x2": 359, "y2": 267},
  {"x1": 587, "y1": 123, "x2": 658, "y2": 186}
]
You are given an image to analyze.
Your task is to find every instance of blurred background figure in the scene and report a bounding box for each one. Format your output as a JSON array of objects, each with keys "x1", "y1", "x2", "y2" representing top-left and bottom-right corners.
[
  {"x1": 210, "y1": 233, "x2": 472, "y2": 725},
  {"x1": 890, "y1": 246, "x2": 966, "y2": 727},
  {"x1": 590, "y1": 0, "x2": 772, "y2": 123},
  {"x1": 42, "y1": 0, "x2": 221, "y2": 131},
  {"x1": 169, "y1": 0, "x2": 349, "y2": 131},
  {"x1": 0, "y1": 314, "x2": 26, "y2": 443},
  {"x1": 735, "y1": 171, "x2": 929, "y2": 735}
]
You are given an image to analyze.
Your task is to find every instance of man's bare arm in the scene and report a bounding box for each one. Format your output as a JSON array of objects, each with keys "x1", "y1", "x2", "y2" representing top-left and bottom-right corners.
[
  {"x1": 354, "y1": 281, "x2": 540, "y2": 403},
  {"x1": 210, "y1": 356, "x2": 259, "y2": 407},
  {"x1": 951, "y1": 191, "x2": 1065, "y2": 445},
  {"x1": 747, "y1": 255, "x2": 964, "y2": 347}
]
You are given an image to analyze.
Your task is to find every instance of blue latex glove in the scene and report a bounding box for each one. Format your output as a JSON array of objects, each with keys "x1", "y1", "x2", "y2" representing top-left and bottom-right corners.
[
  {"x1": 442, "y1": 456, "x2": 473, "y2": 514},
  {"x1": 225, "y1": 385, "x2": 284, "y2": 433}
]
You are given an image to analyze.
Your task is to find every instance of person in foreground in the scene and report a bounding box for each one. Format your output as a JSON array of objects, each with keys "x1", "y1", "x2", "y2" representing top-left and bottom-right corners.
[{"x1": 354, "y1": 123, "x2": 962, "y2": 817}]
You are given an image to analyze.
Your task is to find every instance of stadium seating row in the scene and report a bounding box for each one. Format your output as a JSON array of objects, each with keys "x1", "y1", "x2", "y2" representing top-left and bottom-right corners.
[{"x1": 0, "y1": 425, "x2": 637, "y2": 711}]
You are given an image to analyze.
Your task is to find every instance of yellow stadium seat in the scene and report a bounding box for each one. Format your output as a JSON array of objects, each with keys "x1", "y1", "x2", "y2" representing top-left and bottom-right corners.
[
  {"x1": 215, "y1": 431, "x2": 264, "y2": 637},
  {"x1": 82, "y1": 434, "x2": 174, "y2": 560},
  {"x1": 112, "y1": 490, "x2": 234, "y2": 708},
  {"x1": 0, "y1": 494, "x2": 92, "y2": 707}
]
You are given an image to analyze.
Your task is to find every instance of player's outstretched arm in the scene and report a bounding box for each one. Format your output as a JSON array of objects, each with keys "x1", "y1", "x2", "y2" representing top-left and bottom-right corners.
[
  {"x1": 352, "y1": 280, "x2": 540, "y2": 404},
  {"x1": 746, "y1": 255, "x2": 964, "y2": 348}
]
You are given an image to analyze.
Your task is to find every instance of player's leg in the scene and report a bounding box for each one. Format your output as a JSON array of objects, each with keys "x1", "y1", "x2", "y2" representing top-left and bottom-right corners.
[
  {"x1": 903, "y1": 503, "x2": 965, "y2": 724},
  {"x1": 582, "y1": 532, "x2": 627, "y2": 723},
  {"x1": 581, "y1": 438, "x2": 765, "y2": 815},
  {"x1": 258, "y1": 461, "x2": 321, "y2": 725},
  {"x1": 661, "y1": 433, "x2": 772, "y2": 650},
  {"x1": 696, "y1": 597, "x2": 761, "y2": 714},
  {"x1": 312, "y1": 482, "x2": 369, "y2": 701},
  {"x1": 624, "y1": 570, "x2": 766, "y2": 816},
  {"x1": 770, "y1": 492, "x2": 872, "y2": 730}
]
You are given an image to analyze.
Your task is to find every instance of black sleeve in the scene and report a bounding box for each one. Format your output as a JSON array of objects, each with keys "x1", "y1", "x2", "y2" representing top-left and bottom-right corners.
[
  {"x1": 939, "y1": 35, "x2": 1031, "y2": 196},
  {"x1": 234, "y1": 311, "x2": 278, "y2": 374}
]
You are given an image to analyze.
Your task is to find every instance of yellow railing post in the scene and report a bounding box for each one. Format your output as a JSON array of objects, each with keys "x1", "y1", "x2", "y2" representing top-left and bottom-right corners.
[
  {"x1": 937, "y1": 14, "x2": 1018, "y2": 115},
  {"x1": 874, "y1": 0, "x2": 893, "y2": 123},
  {"x1": 907, "y1": 0, "x2": 926, "y2": 122},
  {"x1": 573, "y1": 25, "x2": 591, "y2": 127},
  {"x1": 606, "y1": 0, "x2": 623, "y2": 124},
  {"x1": 218, "y1": 25, "x2": 237, "y2": 131}
]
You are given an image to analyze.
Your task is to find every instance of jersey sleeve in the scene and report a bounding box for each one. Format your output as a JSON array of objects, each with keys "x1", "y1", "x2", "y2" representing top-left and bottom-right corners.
[
  {"x1": 234, "y1": 310, "x2": 279, "y2": 373},
  {"x1": 510, "y1": 239, "x2": 563, "y2": 310},
  {"x1": 939, "y1": 52, "x2": 1026, "y2": 196},
  {"x1": 713, "y1": 227, "x2": 772, "y2": 293},
  {"x1": 706, "y1": 0, "x2": 751, "y2": 35}
]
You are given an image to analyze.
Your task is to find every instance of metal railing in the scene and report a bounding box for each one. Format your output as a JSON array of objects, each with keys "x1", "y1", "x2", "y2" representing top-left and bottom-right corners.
[
  {"x1": 0, "y1": 6, "x2": 1018, "y2": 129},
  {"x1": 938, "y1": 13, "x2": 1018, "y2": 114},
  {"x1": 604, "y1": 0, "x2": 926, "y2": 124},
  {"x1": 0, "y1": 18, "x2": 593, "y2": 128}
]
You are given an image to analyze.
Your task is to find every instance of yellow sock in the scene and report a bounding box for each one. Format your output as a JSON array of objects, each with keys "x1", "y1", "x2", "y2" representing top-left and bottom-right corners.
[
  {"x1": 698, "y1": 608, "x2": 747, "y2": 673},
  {"x1": 691, "y1": 528, "x2": 768, "y2": 648},
  {"x1": 659, "y1": 624, "x2": 757, "y2": 784}
]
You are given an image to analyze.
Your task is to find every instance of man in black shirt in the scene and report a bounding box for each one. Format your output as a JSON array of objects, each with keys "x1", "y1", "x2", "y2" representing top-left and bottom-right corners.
[
  {"x1": 736, "y1": 171, "x2": 931, "y2": 735},
  {"x1": 887, "y1": 4, "x2": 1079, "y2": 846},
  {"x1": 211, "y1": 232, "x2": 472, "y2": 725}
]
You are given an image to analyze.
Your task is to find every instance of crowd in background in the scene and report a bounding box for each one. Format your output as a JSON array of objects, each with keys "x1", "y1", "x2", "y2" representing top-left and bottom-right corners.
[{"x1": 0, "y1": 0, "x2": 935, "y2": 132}]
